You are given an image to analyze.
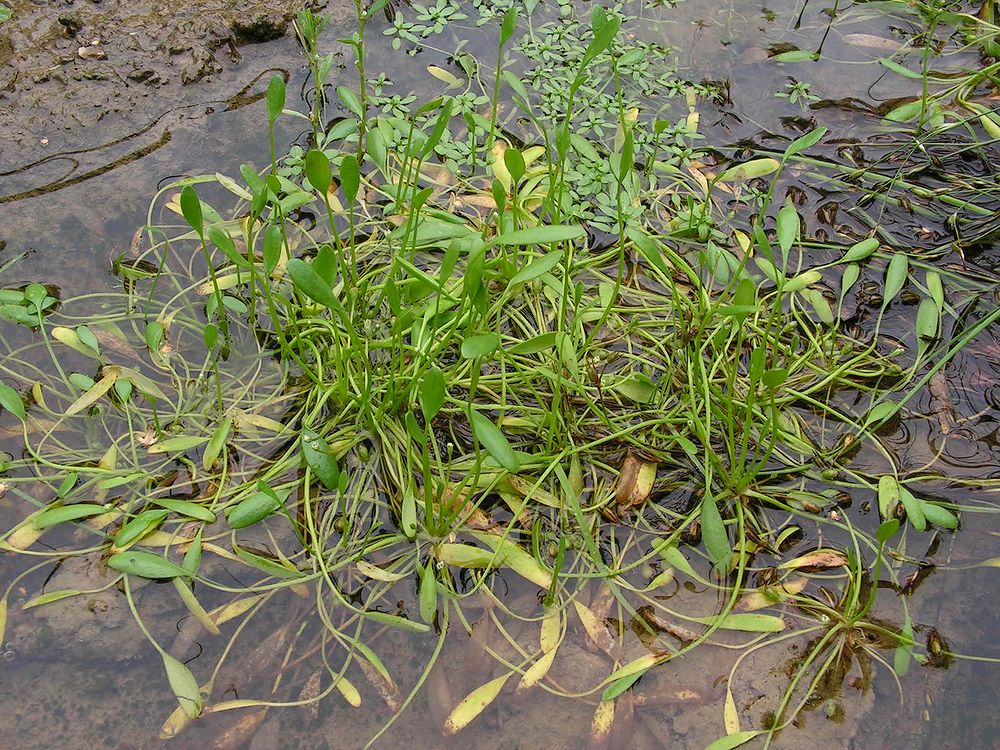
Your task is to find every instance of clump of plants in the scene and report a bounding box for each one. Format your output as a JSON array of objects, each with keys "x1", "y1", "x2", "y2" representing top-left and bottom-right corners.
[{"x1": 1, "y1": 1, "x2": 999, "y2": 748}]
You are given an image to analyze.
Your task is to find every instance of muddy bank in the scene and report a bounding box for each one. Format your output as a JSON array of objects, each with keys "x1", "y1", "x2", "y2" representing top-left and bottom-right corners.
[{"x1": 0, "y1": 0, "x2": 352, "y2": 177}]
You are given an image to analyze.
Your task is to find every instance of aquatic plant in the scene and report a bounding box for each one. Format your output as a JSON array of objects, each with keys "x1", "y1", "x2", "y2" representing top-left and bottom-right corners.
[{"x1": 1, "y1": 1, "x2": 999, "y2": 748}]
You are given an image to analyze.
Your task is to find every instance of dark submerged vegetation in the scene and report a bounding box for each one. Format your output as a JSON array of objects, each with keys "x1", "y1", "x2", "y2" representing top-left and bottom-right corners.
[{"x1": 1, "y1": 0, "x2": 999, "y2": 747}]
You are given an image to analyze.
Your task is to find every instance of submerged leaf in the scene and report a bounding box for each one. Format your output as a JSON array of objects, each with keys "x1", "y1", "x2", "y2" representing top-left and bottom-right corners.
[
  {"x1": 443, "y1": 672, "x2": 512, "y2": 736},
  {"x1": 0, "y1": 383, "x2": 25, "y2": 420},
  {"x1": 161, "y1": 651, "x2": 203, "y2": 718},
  {"x1": 705, "y1": 730, "x2": 764, "y2": 750},
  {"x1": 108, "y1": 551, "x2": 189, "y2": 580}
]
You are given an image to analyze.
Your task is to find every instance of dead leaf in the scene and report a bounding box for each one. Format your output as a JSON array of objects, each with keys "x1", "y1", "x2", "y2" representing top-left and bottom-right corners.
[
  {"x1": 778, "y1": 549, "x2": 848, "y2": 571},
  {"x1": 615, "y1": 454, "x2": 658, "y2": 510}
]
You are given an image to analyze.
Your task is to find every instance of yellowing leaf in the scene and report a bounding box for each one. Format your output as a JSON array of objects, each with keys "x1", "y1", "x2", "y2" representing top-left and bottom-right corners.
[
  {"x1": 590, "y1": 700, "x2": 615, "y2": 745},
  {"x1": 540, "y1": 609, "x2": 560, "y2": 653},
  {"x1": 736, "y1": 576, "x2": 807, "y2": 611},
  {"x1": 717, "y1": 158, "x2": 780, "y2": 182},
  {"x1": 336, "y1": 676, "x2": 362, "y2": 707},
  {"x1": 724, "y1": 686, "x2": 740, "y2": 734},
  {"x1": 65, "y1": 368, "x2": 118, "y2": 415},
  {"x1": 516, "y1": 649, "x2": 556, "y2": 692},
  {"x1": 471, "y1": 531, "x2": 553, "y2": 588},
  {"x1": 158, "y1": 704, "x2": 192, "y2": 740},
  {"x1": 443, "y1": 671, "x2": 512, "y2": 736},
  {"x1": 427, "y1": 65, "x2": 464, "y2": 89},
  {"x1": 356, "y1": 560, "x2": 409, "y2": 582}
]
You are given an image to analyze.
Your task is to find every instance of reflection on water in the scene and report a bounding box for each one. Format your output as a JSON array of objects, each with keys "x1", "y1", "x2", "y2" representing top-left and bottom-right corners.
[{"x1": 1, "y1": 0, "x2": 998, "y2": 747}]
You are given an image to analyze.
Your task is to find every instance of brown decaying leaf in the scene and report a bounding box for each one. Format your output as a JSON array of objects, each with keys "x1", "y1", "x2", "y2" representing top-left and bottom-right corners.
[
  {"x1": 357, "y1": 657, "x2": 402, "y2": 712},
  {"x1": 210, "y1": 708, "x2": 268, "y2": 750},
  {"x1": 614, "y1": 454, "x2": 658, "y2": 510},
  {"x1": 299, "y1": 669, "x2": 324, "y2": 719},
  {"x1": 779, "y1": 548, "x2": 848, "y2": 570},
  {"x1": 928, "y1": 371, "x2": 956, "y2": 435}
]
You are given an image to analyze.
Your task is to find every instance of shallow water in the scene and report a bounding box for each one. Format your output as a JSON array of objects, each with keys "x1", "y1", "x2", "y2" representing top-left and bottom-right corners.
[{"x1": 1, "y1": 0, "x2": 998, "y2": 747}]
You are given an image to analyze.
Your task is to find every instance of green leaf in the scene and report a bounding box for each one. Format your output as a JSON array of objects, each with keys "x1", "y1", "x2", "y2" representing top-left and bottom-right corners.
[
  {"x1": 262, "y1": 224, "x2": 282, "y2": 275},
  {"x1": 877, "y1": 475, "x2": 900, "y2": 521},
  {"x1": 302, "y1": 427, "x2": 340, "y2": 491},
  {"x1": 226, "y1": 491, "x2": 283, "y2": 529},
  {"x1": 472, "y1": 531, "x2": 553, "y2": 587},
  {"x1": 915, "y1": 297, "x2": 939, "y2": 341},
  {"x1": 340, "y1": 155, "x2": 360, "y2": 205},
  {"x1": 920, "y1": 501, "x2": 958, "y2": 529},
  {"x1": 206, "y1": 226, "x2": 250, "y2": 269},
  {"x1": 0, "y1": 382, "x2": 25, "y2": 421},
  {"x1": 581, "y1": 6, "x2": 621, "y2": 68},
  {"x1": 401, "y1": 481, "x2": 418, "y2": 539},
  {"x1": 161, "y1": 651, "x2": 203, "y2": 718},
  {"x1": 704, "y1": 730, "x2": 765, "y2": 750},
  {"x1": 841, "y1": 237, "x2": 878, "y2": 263},
  {"x1": 882, "y1": 253, "x2": 908, "y2": 307},
  {"x1": 421, "y1": 98, "x2": 454, "y2": 158},
  {"x1": 202, "y1": 323, "x2": 218, "y2": 352},
  {"x1": 783, "y1": 126, "x2": 827, "y2": 157},
  {"x1": 894, "y1": 618, "x2": 913, "y2": 676},
  {"x1": 864, "y1": 400, "x2": 897, "y2": 429},
  {"x1": 114, "y1": 509, "x2": 169, "y2": 549},
  {"x1": 840, "y1": 263, "x2": 861, "y2": 299},
  {"x1": 469, "y1": 409, "x2": 520, "y2": 473},
  {"x1": 231, "y1": 542, "x2": 303, "y2": 579},
  {"x1": 336, "y1": 85, "x2": 364, "y2": 117},
  {"x1": 602, "y1": 654, "x2": 660, "y2": 700},
  {"x1": 689, "y1": 613, "x2": 785, "y2": 632},
  {"x1": 878, "y1": 58, "x2": 922, "y2": 79},
  {"x1": 700, "y1": 494, "x2": 730, "y2": 570},
  {"x1": 179, "y1": 185, "x2": 204, "y2": 236},
  {"x1": 33, "y1": 503, "x2": 109, "y2": 530},
  {"x1": 717, "y1": 158, "x2": 780, "y2": 182},
  {"x1": 148, "y1": 435, "x2": 209, "y2": 454},
  {"x1": 108, "y1": 551, "x2": 189, "y2": 580},
  {"x1": 504, "y1": 148, "x2": 526, "y2": 185},
  {"x1": 508, "y1": 332, "x2": 557, "y2": 355},
  {"x1": 897, "y1": 485, "x2": 926, "y2": 532},
  {"x1": 773, "y1": 49, "x2": 819, "y2": 62},
  {"x1": 287, "y1": 258, "x2": 339, "y2": 308},
  {"x1": 363, "y1": 610, "x2": 431, "y2": 633},
  {"x1": 183, "y1": 529, "x2": 203, "y2": 576},
  {"x1": 885, "y1": 99, "x2": 924, "y2": 123},
  {"x1": 876, "y1": 519, "x2": 900, "y2": 544},
  {"x1": 776, "y1": 199, "x2": 799, "y2": 255},
  {"x1": 499, "y1": 6, "x2": 519, "y2": 47},
  {"x1": 783, "y1": 270, "x2": 821, "y2": 293},
  {"x1": 926, "y1": 270, "x2": 944, "y2": 313},
  {"x1": 420, "y1": 366, "x2": 446, "y2": 422},
  {"x1": 203, "y1": 417, "x2": 232, "y2": 471},
  {"x1": 608, "y1": 372, "x2": 657, "y2": 403},
  {"x1": 149, "y1": 498, "x2": 216, "y2": 523},
  {"x1": 267, "y1": 75, "x2": 285, "y2": 125},
  {"x1": 419, "y1": 563, "x2": 437, "y2": 624},
  {"x1": 509, "y1": 249, "x2": 562, "y2": 286},
  {"x1": 461, "y1": 333, "x2": 500, "y2": 359},
  {"x1": 305, "y1": 149, "x2": 332, "y2": 194},
  {"x1": 491, "y1": 225, "x2": 585, "y2": 247},
  {"x1": 762, "y1": 368, "x2": 788, "y2": 389}
]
